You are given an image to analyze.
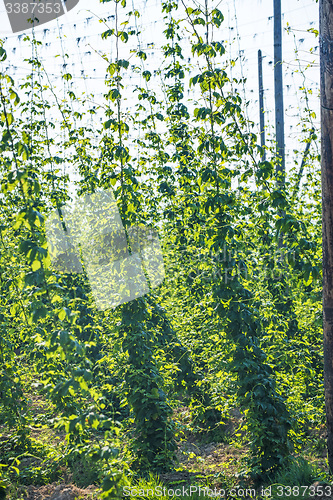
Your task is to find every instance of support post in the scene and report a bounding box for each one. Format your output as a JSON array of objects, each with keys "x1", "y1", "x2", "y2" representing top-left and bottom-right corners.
[
  {"x1": 320, "y1": 0, "x2": 333, "y2": 474},
  {"x1": 274, "y1": 0, "x2": 285, "y2": 188},
  {"x1": 258, "y1": 49, "x2": 266, "y2": 161}
]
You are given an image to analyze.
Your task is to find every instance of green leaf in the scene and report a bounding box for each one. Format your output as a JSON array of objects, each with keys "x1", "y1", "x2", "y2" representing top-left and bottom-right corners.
[
  {"x1": 120, "y1": 31, "x2": 129, "y2": 43},
  {"x1": 137, "y1": 50, "x2": 147, "y2": 60},
  {"x1": 151, "y1": 388, "x2": 159, "y2": 398},
  {"x1": 143, "y1": 71, "x2": 151, "y2": 82},
  {"x1": 118, "y1": 59, "x2": 129, "y2": 69},
  {"x1": 31, "y1": 260, "x2": 41, "y2": 272},
  {"x1": 58, "y1": 309, "x2": 67, "y2": 321},
  {"x1": 193, "y1": 18, "x2": 205, "y2": 26},
  {"x1": 102, "y1": 29, "x2": 114, "y2": 39},
  {"x1": 103, "y1": 478, "x2": 114, "y2": 491},
  {"x1": 0, "y1": 47, "x2": 7, "y2": 61},
  {"x1": 6, "y1": 113, "x2": 13, "y2": 126}
]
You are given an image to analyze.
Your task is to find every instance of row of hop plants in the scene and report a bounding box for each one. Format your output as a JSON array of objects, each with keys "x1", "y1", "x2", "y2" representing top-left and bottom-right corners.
[{"x1": 0, "y1": 0, "x2": 323, "y2": 497}]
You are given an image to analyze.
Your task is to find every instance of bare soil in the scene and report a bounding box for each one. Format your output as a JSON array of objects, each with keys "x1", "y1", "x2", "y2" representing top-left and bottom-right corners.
[{"x1": 19, "y1": 483, "x2": 99, "y2": 500}]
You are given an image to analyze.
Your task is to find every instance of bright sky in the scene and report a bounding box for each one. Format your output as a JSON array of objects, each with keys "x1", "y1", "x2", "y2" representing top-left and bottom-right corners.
[{"x1": 0, "y1": 0, "x2": 320, "y2": 171}]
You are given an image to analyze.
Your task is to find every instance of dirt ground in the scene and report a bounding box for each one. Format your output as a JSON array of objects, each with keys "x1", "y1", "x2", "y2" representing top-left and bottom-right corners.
[{"x1": 19, "y1": 483, "x2": 98, "y2": 500}]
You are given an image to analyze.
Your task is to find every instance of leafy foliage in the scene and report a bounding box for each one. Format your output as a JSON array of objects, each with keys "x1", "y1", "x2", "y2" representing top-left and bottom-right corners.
[{"x1": 0, "y1": 0, "x2": 324, "y2": 497}]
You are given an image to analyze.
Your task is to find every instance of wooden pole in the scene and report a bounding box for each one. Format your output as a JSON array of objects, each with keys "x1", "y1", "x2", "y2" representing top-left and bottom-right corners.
[
  {"x1": 320, "y1": 0, "x2": 333, "y2": 474},
  {"x1": 274, "y1": 0, "x2": 285, "y2": 188},
  {"x1": 258, "y1": 49, "x2": 266, "y2": 161}
]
